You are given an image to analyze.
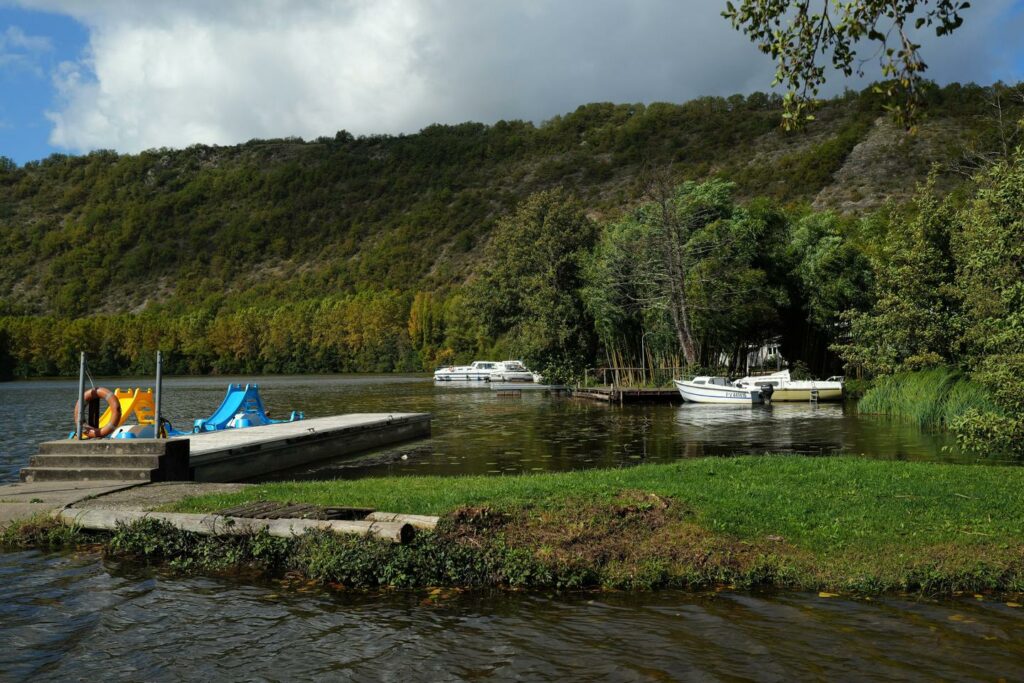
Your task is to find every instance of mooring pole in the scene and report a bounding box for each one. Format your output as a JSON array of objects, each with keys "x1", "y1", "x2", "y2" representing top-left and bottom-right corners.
[
  {"x1": 154, "y1": 350, "x2": 163, "y2": 439},
  {"x1": 76, "y1": 351, "x2": 86, "y2": 440}
]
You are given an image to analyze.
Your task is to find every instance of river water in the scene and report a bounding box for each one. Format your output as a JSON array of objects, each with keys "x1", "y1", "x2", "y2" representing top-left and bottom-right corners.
[
  {"x1": 1, "y1": 375, "x2": 1021, "y2": 680},
  {"x1": 0, "y1": 374, "x2": 982, "y2": 483}
]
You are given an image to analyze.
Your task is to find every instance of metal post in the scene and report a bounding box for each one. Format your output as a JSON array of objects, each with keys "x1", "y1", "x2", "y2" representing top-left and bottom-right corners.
[
  {"x1": 640, "y1": 331, "x2": 649, "y2": 387},
  {"x1": 76, "y1": 352, "x2": 86, "y2": 440},
  {"x1": 154, "y1": 350, "x2": 163, "y2": 439}
]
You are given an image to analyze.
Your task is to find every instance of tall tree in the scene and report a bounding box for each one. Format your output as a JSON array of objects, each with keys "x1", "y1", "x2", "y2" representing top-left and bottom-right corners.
[{"x1": 584, "y1": 179, "x2": 783, "y2": 367}]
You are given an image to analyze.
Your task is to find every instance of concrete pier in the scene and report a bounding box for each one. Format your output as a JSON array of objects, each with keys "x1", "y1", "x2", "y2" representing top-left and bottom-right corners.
[
  {"x1": 181, "y1": 413, "x2": 431, "y2": 482},
  {"x1": 19, "y1": 413, "x2": 431, "y2": 487}
]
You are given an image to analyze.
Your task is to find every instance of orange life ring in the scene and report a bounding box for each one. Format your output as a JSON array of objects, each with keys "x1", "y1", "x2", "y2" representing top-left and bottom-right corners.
[{"x1": 73, "y1": 386, "x2": 122, "y2": 439}]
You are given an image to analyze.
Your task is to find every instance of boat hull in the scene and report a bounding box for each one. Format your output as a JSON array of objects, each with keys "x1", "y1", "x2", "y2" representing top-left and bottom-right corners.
[
  {"x1": 769, "y1": 387, "x2": 843, "y2": 402},
  {"x1": 433, "y1": 373, "x2": 490, "y2": 381},
  {"x1": 489, "y1": 371, "x2": 534, "y2": 382},
  {"x1": 673, "y1": 380, "x2": 763, "y2": 405}
]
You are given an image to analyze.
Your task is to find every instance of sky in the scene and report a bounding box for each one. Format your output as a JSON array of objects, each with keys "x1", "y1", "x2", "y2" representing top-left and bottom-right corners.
[{"x1": 1, "y1": 0, "x2": 1022, "y2": 165}]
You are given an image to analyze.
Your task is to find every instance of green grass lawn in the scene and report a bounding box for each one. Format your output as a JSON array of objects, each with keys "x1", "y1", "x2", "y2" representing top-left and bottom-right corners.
[
  {"x1": 5, "y1": 455, "x2": 1017, "y2": 592},
  {"x1": 171, "y1": 455, "x2": 1024, "y2": 561}
]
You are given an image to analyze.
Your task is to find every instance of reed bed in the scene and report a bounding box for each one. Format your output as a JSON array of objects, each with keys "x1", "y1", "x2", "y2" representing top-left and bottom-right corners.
[{"x1": 857, "y1": 367, "x2": 1000, "y2": 428}]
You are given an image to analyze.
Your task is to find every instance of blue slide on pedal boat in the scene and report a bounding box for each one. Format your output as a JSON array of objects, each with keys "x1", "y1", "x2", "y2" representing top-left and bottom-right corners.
[
  {"x1": 192, "y1": 383, "x2": 304, "y2": 433},
  {"x1": 69, "y1": 383, "x2": 303, "y2": 439}
]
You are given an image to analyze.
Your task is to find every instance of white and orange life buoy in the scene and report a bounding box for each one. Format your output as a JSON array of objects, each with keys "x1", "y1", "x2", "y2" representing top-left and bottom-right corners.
[{"x1": 73, "y1": 386, "x2": 121, "y2": 439}]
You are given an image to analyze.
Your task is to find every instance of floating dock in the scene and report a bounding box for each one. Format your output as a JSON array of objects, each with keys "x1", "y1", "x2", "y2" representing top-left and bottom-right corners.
[
  {"x1": 183, "y1": 413, "x2": 431, "y2": 482},
  {"x1": 571, "y1": 387, "x2": 682, "y2": 405},
  {"x1": 21, "y1": 413, "x2": 431, "y2": 484}
]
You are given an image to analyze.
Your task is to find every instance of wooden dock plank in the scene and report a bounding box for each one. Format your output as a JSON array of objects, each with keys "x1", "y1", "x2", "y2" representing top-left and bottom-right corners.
[{"x1": 570, "y1": 387, "x2": 682, "y2": 404}]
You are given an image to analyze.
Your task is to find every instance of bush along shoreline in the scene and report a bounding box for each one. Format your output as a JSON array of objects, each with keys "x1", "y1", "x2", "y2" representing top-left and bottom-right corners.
[{"x1": 4, "y1": 457, "x2": 1024, "y2": 596}]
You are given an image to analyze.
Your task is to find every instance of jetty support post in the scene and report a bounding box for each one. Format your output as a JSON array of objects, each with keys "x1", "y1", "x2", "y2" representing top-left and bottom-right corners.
[
  {"x1": 76, "y1": 352, "x2": 86, "y2": 440},
  {"x1": 154, "y1": 350, "x2": 163, "y2": 438}
]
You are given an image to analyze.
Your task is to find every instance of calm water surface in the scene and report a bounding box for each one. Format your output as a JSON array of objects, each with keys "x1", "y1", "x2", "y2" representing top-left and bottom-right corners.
[
  {"x1": 0, "y1": 374, "x2": 980, "y2": 483},
  {"x1": 1, "y1": 374, "x2": 1020, "y2": 680}
]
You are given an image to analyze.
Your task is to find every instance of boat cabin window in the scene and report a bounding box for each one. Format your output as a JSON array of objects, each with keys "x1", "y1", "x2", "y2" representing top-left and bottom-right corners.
[
  {"x1": 710, "y1": 378, "x2": 729, "y2": 386},
  {"x1": 756, "y1": 381, "x2": 779, "y2": 387},
  {"x1": 694, "y1": 380, "x2": 706, "y2": 385}
]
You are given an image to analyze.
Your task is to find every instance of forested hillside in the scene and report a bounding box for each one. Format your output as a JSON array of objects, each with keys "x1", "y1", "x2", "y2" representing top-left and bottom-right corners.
[{"x1": 0, "y1": 82, "x2": 1019, "y2": 379}]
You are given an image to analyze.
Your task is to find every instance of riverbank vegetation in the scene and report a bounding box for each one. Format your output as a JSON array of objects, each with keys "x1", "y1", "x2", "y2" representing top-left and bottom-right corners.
[
  {"x1": 0, "y1": 83, "x2": 1017, "y2": 378},
  {"x1": 5, "y1": 457, "x2": 1023, "y2": 593},
  {"x1": 2, "y1": 82, "x2": 1024, "y2": 455}
]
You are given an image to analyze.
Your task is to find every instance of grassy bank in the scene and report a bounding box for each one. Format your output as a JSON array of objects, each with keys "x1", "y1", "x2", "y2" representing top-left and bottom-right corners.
[
  {"x1": 6, "y1": 456, "x2": 1021, "y2": 594},
  {"x1": 5, "y1": 457, "x2": 1023, "y2": 593}
]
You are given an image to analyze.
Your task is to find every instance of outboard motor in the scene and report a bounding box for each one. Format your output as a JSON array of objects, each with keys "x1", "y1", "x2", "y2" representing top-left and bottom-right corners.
[{"x1": 760, "y1": 384, "x2": 775, "y2": 404}]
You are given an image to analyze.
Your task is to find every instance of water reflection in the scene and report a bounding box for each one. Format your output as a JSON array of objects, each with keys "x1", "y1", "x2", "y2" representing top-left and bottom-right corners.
[{"x1": 0, "y1": 374, "x2": 997, "y2": 484}]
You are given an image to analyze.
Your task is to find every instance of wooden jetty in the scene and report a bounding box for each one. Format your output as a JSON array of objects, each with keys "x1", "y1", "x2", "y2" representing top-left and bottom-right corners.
[
  {"x1": 21, "y1": 413, "x2": 431, "y2": 484},
  {"x1": 571, "y1": 386, "x2": 682, "y2": 405}
]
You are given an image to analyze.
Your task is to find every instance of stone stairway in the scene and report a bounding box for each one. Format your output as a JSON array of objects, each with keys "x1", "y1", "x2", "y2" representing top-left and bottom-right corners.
[{"x1": 20, "y1": 439, "x2": 191, "y2": 483}]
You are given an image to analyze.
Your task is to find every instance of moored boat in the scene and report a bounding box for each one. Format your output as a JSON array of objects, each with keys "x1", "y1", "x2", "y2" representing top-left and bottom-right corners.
[
  {"x1": 433, "y1": 360, "x2": 500, "y2": 381},
  {"x1": 488, "y1": 360, "x2": 535, "y2": 382},
  {"x1": 674, "y1": 377, "x2": 764, "y2": 405},
  {"x1": 733, "y1": 370, "x2": 843, "y2": 402}
]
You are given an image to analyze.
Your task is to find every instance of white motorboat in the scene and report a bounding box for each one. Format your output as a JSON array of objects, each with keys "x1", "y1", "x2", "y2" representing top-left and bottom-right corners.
[
  {"x1": 673, "y1": 376, "x2": 764, "y2": 405},
  {"x1": 488, "y1": 360, "x2": 535, "y2": 382},
  {"x1": 433, "y1": 360, "x2": 499, "y2": 381},
  {"x1": 733, "y1": 370, "x2": 844, "y2": 402}
]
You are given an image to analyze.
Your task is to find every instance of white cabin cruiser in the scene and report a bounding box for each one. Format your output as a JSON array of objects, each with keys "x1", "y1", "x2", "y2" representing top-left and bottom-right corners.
[
  {"x1": 674, "y1": 376, "x2": 764, "y2": 405},
  {"x1": 433, "y1": 360, "x2": 499, "y2": 381},
  {"x1": 488, "y1": 360, "x2": 535, "y2": 382},
  {"x1": 733, "y1": 370, "x2": 843, "y2": 402}
]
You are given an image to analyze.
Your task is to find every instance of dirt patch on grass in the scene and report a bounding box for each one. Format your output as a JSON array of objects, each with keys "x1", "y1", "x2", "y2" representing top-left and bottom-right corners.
[{"x1": 444, "y1": 490, "x2": 807, "y2": 589}]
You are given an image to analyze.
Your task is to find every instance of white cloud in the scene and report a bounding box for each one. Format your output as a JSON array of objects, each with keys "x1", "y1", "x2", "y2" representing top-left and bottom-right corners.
[
  {"x1": 0, "y1": 24, "x2": 51, "y2": 52},
  {"x1": 9, "y1": 0, "x2": 1024, "y2": 154},
  {"x1": 0, "y1": 24, "x2": 52, "y2": 77}
]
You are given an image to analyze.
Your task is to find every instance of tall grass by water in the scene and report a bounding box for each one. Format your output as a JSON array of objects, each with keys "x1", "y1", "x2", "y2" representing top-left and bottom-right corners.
[{"x1": 857, "y1": 367, "x2": 1000, "y2": 428}]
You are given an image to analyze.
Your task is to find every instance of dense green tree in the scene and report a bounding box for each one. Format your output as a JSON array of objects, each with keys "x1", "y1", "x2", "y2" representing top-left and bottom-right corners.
[
  {"x1": 952, "y1": 151, "x2": 1024, "y2": 413},
  {"x1": 788, "y1": 211, "x2": 872, "y2": 330},
  {"x1": 836, "y1": 179, "x2": 957, "y2": 375},
  {"x1": 470, "y1": 190, "x2": 598, "y2": 382},
  {"x1": 583, "y1": 180, "x2": 786, "y2": 369}
]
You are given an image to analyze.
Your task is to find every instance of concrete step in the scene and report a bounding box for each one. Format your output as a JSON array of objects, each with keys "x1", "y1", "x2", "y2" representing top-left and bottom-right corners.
[
  {"x1": 29, "y1": 453, "x2": 164, "y2": 469},
  {"x1": 20, "y1": 467, "x2": 157, "y2": 483},
  {"x1": 38, "y1": 439, "x2": 183, "y2": 456}
]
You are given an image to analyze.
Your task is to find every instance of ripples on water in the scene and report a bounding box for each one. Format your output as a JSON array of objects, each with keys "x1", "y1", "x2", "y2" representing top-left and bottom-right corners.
[
  {"x1": 0, "y1": 374, "x2": 979, "y2": 483},
  {"x1": 2, "y1": 375, "x2": 1019, "y2": 679},
  {"x1": 2, "y1": 550, "x2": 1022, "y2": 681}
]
